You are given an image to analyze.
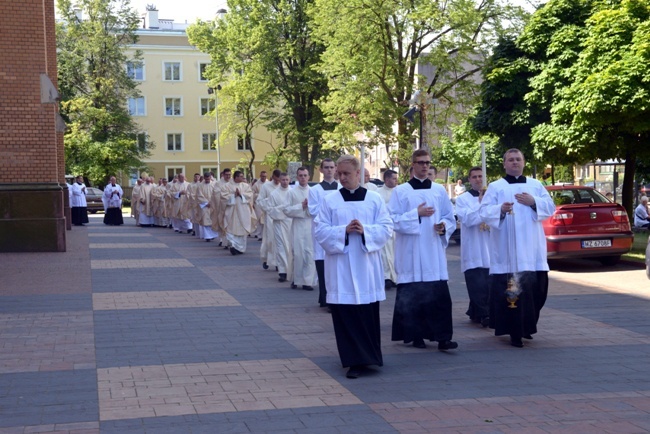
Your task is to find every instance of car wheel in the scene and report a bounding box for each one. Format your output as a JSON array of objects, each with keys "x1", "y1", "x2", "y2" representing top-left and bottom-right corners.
[{"x1": 598, "y1": 255, "x2": 620, "y2": 266}]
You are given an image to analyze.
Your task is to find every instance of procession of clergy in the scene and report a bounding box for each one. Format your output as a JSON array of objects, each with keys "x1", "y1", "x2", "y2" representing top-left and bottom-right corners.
[{"x1": 127, "y1": 148, "x2": 554, "y2": 379}]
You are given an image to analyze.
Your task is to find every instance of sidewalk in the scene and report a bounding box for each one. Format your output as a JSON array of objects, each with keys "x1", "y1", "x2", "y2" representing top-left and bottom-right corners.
[{"x1": 2, "y1": 214, "x2": 650, "y2": 433}]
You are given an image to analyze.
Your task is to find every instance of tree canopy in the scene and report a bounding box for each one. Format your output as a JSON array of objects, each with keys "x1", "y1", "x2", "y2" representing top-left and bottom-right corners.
[
  {"x1": 57, "y1": 0, "x2": 151, "y2": 187},
  {"x1": 309, "y1": 0, "x2": 526, "y2": 172},
  {"x1": 187, "y1": 0, "x2": 332, "y2": 176}
]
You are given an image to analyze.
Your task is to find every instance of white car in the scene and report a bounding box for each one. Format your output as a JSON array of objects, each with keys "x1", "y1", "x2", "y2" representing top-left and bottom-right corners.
[{"x1": 646, "y1": 235, "x2": 650, "y2": 279}]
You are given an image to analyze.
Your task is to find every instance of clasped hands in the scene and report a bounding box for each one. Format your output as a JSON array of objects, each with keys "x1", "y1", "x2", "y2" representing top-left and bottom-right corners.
[
  {"x1": 501, "y1": 192, "x2": 535, "y2": 214},
  {"x1": 346, "y1": 219, "x2": 364, "y2": 235}
]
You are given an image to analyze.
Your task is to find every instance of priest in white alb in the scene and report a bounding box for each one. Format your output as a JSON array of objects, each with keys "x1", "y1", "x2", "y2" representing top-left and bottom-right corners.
[
  {"x1": 137, "y1": 176, "x2": 155, "y2": 227},
  {"x1": 283, "y1": 166, "x2": 317, "y2": 290},
  {"x1": 267, "y1": 172, "x2": 293, "y2": 283},
  {"x1": 256, "y1": 169, "x2": 281, "y2": 270},
  {"x1": 377, "y1": 169, "x2": 398, "y2": 289},
  {"x1": 314, "y1": 155, "x2": 393, "y2": 379},
  {"x1": 195, "y1": 173, "x2": 219, "y2": 241},
  {"x1": 221, "y1": 170, "x2": 257, "y2": 254},
  {"x1": 479, "y1": 149, "x2": 555, "y2": 348}
]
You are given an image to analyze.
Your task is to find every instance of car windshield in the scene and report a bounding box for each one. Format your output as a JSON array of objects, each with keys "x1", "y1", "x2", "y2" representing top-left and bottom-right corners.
[{"x1": 550, "y1": 188, "x2": 609, "y2": 206}]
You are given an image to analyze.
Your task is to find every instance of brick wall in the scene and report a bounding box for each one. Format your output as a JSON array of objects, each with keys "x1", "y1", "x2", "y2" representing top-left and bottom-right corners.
[{"x1": 0, "y1": 0, "x2": 63, "y2": 183}]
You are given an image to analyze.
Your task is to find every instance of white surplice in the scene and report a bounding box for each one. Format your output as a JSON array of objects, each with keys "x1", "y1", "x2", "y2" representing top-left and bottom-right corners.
[
  {"x1": 455, "y1": 190, "x2": 491, "y2": 273},
  {"x1": 308, "y1": 181, "x2": 341, "y2": 261},
  {"x1": 314, "y1": 188, "x2": 393, "y2": 305},
  {"x1": 388, "y1": 180, "x2": 456, "y2": 284},
  {"x1": 479, "y1": 177, "x2": 555, "y2": 273}
]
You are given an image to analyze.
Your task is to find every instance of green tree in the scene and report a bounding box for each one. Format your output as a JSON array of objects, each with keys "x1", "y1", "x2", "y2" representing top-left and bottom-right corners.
[
  {"x1": 521, "y1": 0, "x2": 650, "y2": 215},
  {"x1": 310, "y1": 0, "x2": 525, "y2": 173},
  {"x1": 57, "y1": 0, "x2": 151, "y2": 187},
  {"x1": 187, "y1": 0, "x2": 331, "y2": 177}
]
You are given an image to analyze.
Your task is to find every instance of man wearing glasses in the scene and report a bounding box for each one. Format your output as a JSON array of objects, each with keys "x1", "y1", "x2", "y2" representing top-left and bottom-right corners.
[{"x1": 388, "y1": 150, "x2": 458, "y2": 351}]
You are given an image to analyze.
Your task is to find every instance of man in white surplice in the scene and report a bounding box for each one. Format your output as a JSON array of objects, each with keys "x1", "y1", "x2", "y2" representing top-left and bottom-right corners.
[
  {"x1": 308, "y1": 159, "x2": 340, "y2": 308},
  {"x1": 283, "y1": 166, "x2": 317, "y2": 290},
  {"x1": 479, "y1": 148, "x2": 555, "y2": 348},
  {"x1": 388, "y1": 149, "x2": 458, "y2": 351},
  {"x1": 455, "y1": 167, "x2": 491, "y2": 327},
  {"x1": 377, "y1": 169, "x2": 398, "y2": 289},
  {"x1": 267, "y1": 172, "x2": 293, "y2": 283},
  {"x1": 221, "y1": 170, "x2": 256, "y2": 254},
  {"x1": 314, "y1": 155, "x2": 393, "y2": 380},
  {"x1": 256, "y1": 169, "x2": 281, "y2": 270}
]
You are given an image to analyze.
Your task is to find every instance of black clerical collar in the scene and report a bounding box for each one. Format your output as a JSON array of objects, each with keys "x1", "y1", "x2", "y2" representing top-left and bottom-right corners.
[
  {"x1": 468, "y1": 189, "x2": 480, "y2": 197},
  {"x1": 504, "y1": 174, "x2": 527, "y2": 184},
  {"x1": 408, "y1": 177, "x2": 432, "y2": 190},
  {"x1": 320, "y1": 180, "x2": 338, "y2": 191},
  {"x1": 340, "y1": 186, "x2": 367, "y2": 201}
]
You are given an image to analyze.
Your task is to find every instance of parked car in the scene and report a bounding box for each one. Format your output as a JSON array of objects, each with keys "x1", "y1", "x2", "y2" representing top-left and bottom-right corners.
[
  {"x1": 85, "y1": 187, "x2": 104, "y2": 213},
  {"x1": 544, "y1": 185, "x2": 633, "y2": 265}
]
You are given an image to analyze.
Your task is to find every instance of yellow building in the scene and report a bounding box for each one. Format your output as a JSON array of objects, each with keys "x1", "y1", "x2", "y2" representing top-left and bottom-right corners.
[{"x1": 127, "y1": 9, "x2": 277, "y2": 184}]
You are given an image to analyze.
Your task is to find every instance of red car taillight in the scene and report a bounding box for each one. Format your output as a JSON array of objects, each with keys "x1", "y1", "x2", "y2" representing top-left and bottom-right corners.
[
  {"x1": 611, "y1": 210, "x2": 628, "y2": 223},
  {"x1": 551, "y1": 212, "x2": 574, "y2": 226}
]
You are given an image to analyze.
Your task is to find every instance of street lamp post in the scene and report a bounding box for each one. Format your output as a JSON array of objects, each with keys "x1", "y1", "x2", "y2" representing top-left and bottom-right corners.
[{"x1": 208, "y1": 85, "x2": 222, "y2": 175}]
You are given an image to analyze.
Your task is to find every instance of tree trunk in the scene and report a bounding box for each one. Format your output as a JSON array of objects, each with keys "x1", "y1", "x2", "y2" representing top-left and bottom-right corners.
[{"x1": 622, "y1": 145, "x2": 636, "y2": 220}]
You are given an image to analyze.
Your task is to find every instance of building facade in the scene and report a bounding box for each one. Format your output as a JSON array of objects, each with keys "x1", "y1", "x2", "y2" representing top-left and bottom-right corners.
[{"x1": 128, "y1": 9, "x2": 278, "y2": 183}]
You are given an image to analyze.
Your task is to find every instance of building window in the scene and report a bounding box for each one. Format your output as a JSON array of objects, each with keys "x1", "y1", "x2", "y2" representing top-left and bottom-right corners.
[
  {"x1": 201, "y1": 133, "x2": 217, "y2": 151},
  {"x1": 199, "y1": 63, "x2": 210, "y2": 81},
  {"x1": 166, "y1": 166, "x2": 185, "y2": 180},
  {"x1": 164, "y1": 97, "x2": 182, "y2": 116},
  {"x1": 201, "y1": 166, "x2": 218, "y2": 176},
  {"x1": 135, "y1": 132, "x2": 147, "y2": 151},
  {"x1": 126, "y1": 61, "x2": 144, "y2": 80},
  {"x1": 163, "y1": 62, "x2": 181, "y2": 81},
  {"x1": 237, "y1": 134, "x2": 252, "y2": 151},
  {"x1": 166, "y1": 133, "x2": 183, "y2": 151},
  {"x1": 200, "y1": 98, "x2": 215, "y2": 116},
  {"x1": 128, "y1": 97, "x2": 145, "y2": 116}
]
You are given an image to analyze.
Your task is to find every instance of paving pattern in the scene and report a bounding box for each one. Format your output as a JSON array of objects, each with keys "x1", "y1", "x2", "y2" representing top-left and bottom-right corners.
[{"x1": 1, "y1": 213, "x2": 650, "y2": 433}]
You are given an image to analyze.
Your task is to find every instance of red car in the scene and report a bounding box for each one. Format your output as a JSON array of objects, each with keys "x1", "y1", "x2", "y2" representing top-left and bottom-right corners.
[{"x1": 543, "y1": 185, "x2": 633, "y2": 265}]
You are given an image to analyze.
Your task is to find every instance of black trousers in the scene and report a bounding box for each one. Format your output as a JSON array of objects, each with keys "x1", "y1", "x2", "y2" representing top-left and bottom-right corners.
[{"x1": 316, "y1": 260, "x2": 327, "y2": 306}]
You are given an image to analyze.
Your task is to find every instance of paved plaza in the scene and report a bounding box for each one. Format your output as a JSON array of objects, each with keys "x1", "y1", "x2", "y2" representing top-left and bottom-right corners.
[{"x1": 1, "y1": 213, "x2": 650, "y2": 433}]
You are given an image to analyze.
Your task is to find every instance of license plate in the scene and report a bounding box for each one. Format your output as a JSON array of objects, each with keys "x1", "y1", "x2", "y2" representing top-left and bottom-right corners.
[{"x1": 581, "y1": 239, "x2": 612, "y2": 248}]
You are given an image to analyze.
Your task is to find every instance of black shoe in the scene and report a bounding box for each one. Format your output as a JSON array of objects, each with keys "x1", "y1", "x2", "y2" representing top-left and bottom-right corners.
[
  {"x1": 523, "y1": 334, "x2": 533, "y2": 340},
  {"x1": 187, "y1": 229, "x2": 192, "y2": 234},
  {"x1": 290, "y1": 283, "x2": 298, "y2": 289},
  {"x1": 206, "y1": 238, "x2": 214, "y2": 242},
  {"x1": 263, "y1": 262, "x2": 269, "y2": 270},
  {"x1": 275, "y1": 266, "x2": 278, "y2": 271},
  {"x1": 412, "y1": 339, "x2": 426, "y2": 349},
  {"x1": 346, "y1": 366, "x2": 363, "y2": 379},
  {"x1": 218, "y1": 241, "x2": 222, "y2": 246},
  {"x1": 230, "y1": 247, "x2": 238, "y2": 256},
  {"x1": 511, "y1": 338, "x2": 524, "y2": 348},
  {"x1": 384, "y1": 279, "x2": 394, "y2": 290},
  {"x1": 302, "y1": 285, "x2": 314, "y2": 291},
  {"x1": 192, "y1": 230, "x2": 196, "y2": 236},
  {"x1": 481, "y1": 317, "x2": 490, "y2": 328},
  {"x1": 438, "y1": 340, "x2": 458, "y2": 351},
  {"x1": 278, "y1": 273, "x2": 287, "y2": 282}
]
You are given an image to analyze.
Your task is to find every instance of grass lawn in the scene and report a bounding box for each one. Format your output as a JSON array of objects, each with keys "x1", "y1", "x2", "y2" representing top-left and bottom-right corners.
[{"x1": 623, "y1": 231, "x2": 648, "y2": 263}]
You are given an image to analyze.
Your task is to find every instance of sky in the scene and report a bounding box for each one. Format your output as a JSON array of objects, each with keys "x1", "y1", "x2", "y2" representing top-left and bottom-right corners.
[{"x1": 129, "y1": 0, "x2": 228, "y2": 24}]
